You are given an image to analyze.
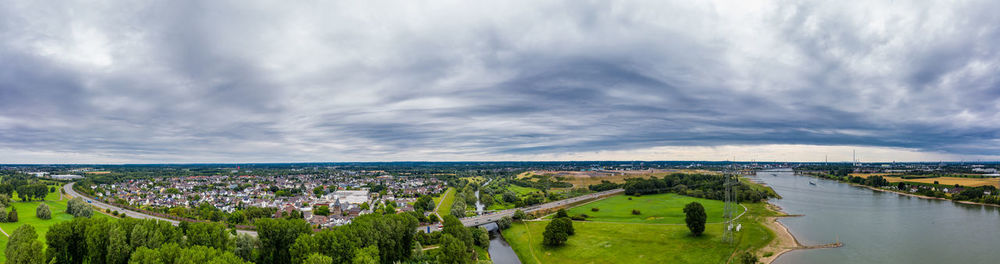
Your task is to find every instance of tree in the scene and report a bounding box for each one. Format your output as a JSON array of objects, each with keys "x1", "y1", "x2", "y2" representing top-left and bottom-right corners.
[
  {"x1": 684, "y1": 202, "x2": 707, "y2": 236},
  {"x1": 256, "y1": 218, "x2": 313, "y2": 264},
  {"x1": 351, "y1": 245, "x2": 379, "y2": 264},
  {"x1": 36, "y1": 203, "x2": 51, "y2": 220},
  {"x1": 437, "y1": 234, "x2": 470, "y2": 264},
  {"x1": 428, "y1": 214, "x2": 439, "y2": 223},
  {"x1": 304, "y1": 253, "x2": 332, "y2": 264},
  {"x1": 234, "y1": 233, "x2": 259, "y2": 262},
  {"x1": 16, "y1": 185, "x2": 30, "y2": 201},
  {"x1": 312, "y1": 186, "x2": 325, "y2": 198},
  {"x1": 8, "y1": 206, "x2": 18, "y2": 222},
  {"x1": 442, "y1": 215, "x2": 473, "y2": 249},
  {"x1": 314, "y1": 205, "x2": 330, "y2": 216},
  {"x1": 450, "y1": 198, "x2": 466, "y2": 217},
  {"x1": 415, "y1": 195, "x2": 435, "y2": 211},
  {"x1": 383, "y1": 202, "x2": 396, "y2": 214},
  {"x1": 186, "y1": 222, "x2": 232, "y2": 251},
  {"x1": 0, "y1": 184, "x2": 13, "y2": 197},
  {"x1": 6, "y1": 225, "x2": 45, "y2": 264},
  {"x1": 542, "y1": 219, "x2": 569, "y2": 246},
  {"x1": 106, "y1": 224, "x2": 130, "y2": 264},
  {"x1": 555, "y1": 209, "x2": 569, "y2": 218},
  {"x1": 471, "y1": 227, "x2": 489, "y2": 248},
  {"x1": 739, "y1": 251, "x2": 758, "y2": 264},
  {"x1": 67, "y1": 197, "x2": 93, "y2": 218},
  {"x1": 502, "y1": 191, "x2": 517, "y2": 203},
  {"x1": 0, "y1": 205, "x2": 7, "y2": 223},
  {"x1": 0, "y1": 193, "x2": 11, "y2": 206},
  {"x1": 512, "y1": 210, "x2": 526, "y2": 220}
]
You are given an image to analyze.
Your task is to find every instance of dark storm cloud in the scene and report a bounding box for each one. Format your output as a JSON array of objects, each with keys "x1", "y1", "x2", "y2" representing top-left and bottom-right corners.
[{"x1": 1, "y1": 0, "x2": 999, "y2": 163}]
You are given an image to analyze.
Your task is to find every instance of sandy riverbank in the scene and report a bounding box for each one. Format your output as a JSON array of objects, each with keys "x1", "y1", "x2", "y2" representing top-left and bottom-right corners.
[{"x1": 758, "y1": 203, "x2": 802, "y2": 264}]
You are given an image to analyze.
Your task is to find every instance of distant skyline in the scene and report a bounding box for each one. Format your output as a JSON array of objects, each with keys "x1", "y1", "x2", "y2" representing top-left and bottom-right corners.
[{"x1": 2, "y1": 1, "x2": 999, "y2": 164}]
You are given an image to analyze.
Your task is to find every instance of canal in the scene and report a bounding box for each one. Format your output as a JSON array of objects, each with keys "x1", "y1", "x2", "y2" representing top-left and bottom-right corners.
[
  {"x1": 482, "y1": 222, "x2": 521, "y2": 264},
  {"x1": 754, "y1": 169, "x2": 1000, "y2": 263}
]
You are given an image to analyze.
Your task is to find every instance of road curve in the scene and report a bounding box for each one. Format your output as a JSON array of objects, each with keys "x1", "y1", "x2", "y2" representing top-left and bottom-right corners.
[{"x1": 63, "y1": 182, "x2": 258, "y2": 236}]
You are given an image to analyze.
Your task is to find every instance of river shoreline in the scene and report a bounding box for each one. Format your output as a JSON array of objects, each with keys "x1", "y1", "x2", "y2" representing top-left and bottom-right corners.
[
  {"x1": 759, "y1": 203, "x2": 802, "y2": 264},
  {"x1": 807, "y1": 173, "x2": 1000, "y2": 208}
]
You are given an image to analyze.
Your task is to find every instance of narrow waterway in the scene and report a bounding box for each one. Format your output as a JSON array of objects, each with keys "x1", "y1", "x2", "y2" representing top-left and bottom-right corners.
[
  {"x1": 754, "y1": 169, "x2": 1000, "y2": 263},
  {"x1": 482, "y1": 222, "x2": 520, "y2": 264}
]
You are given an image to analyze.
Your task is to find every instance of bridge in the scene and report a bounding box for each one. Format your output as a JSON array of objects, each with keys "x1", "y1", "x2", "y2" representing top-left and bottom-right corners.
[{"x1": 459, "y1": 189, "x2": 623, "y2": 227}]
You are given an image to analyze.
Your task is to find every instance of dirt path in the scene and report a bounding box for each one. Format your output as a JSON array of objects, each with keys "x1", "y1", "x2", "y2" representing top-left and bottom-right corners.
[{"x1": 523, "y1": 221, "x2": 542, "y2": 264}]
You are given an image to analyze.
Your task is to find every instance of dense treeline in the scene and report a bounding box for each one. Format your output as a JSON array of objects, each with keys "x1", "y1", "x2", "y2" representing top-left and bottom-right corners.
[
  {"x1": 287, "y1": 213, "x2": 418, "y2": 264},
  {"x1": 587, "y1": 180, "x2": 620, "y2": 192},
  {"x1": 620, "y1": 174, "x2": 774, "y2": 202},
  {"x1": 6, "y1": 210, "x2": 445, "y2": 264}
]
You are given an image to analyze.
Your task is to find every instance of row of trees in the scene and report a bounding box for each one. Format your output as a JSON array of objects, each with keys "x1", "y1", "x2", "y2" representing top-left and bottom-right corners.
[{"x1": 284, "y1": 213, "x2": 421, "y2": 264}]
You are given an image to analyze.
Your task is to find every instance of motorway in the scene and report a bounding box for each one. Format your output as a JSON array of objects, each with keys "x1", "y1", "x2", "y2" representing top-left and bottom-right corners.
[
  {"x1": 459, "y1": 189, "x2": 624, "y2": 226},
  {"x1": 63, "y1": 182, "x2": 259, "y2": 236}
]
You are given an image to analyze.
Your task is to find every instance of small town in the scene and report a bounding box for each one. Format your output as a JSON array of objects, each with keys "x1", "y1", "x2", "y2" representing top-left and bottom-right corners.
[{"x1": 88, "y1": 173, "x2": 446, "y2": 228}]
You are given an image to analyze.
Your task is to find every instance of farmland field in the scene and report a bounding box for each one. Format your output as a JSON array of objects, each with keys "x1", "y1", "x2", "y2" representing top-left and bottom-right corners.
[
  {"x1": 521, "y1": 169, "x2": 720, "y2": 189},
  {"x1": 883, "y1": 176, "x2": 999, "y2": 188}
]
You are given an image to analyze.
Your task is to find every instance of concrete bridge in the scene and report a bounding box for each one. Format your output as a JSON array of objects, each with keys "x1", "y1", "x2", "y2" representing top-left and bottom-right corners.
[{"x1": 459, "y1": 189, "x2": 624, "y2": 227}]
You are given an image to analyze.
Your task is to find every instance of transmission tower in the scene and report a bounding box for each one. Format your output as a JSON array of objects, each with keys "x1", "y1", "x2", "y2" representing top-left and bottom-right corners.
[{"x1": 722, "y1": 173, "x2": 738, "y2": 244}]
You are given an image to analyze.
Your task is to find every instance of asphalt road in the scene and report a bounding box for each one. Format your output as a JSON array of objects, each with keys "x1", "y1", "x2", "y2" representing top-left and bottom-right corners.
[{"x1": 62, "y1": 182, "x2": 259, "y2": 236}]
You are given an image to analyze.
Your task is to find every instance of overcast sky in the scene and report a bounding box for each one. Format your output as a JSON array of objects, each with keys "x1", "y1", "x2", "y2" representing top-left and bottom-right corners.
[{"x1": 2, "y1": 0, "x2": 999, "y2": 163}]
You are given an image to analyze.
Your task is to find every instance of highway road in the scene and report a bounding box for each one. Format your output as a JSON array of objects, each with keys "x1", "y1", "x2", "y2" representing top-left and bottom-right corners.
[
  {"x1": 459, "y1": 189, "x2": 624, "y2": 226},
  {"x1": 62, "y1": 182, "x2": 259, "y2": 236}
]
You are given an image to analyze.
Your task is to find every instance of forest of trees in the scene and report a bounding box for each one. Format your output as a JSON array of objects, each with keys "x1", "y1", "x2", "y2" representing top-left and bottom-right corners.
[{"x1": 619, "y1": 173, "x2": 775, "y2": 202}]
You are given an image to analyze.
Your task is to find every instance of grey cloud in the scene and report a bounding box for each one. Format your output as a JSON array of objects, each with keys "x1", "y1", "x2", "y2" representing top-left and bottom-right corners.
[{"x1": 1, "y1": 0, "x2": 999, "y2": 163}]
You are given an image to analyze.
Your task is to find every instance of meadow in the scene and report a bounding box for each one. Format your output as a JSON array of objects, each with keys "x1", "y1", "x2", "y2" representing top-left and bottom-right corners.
[
  {"x1": 433, "y1": 187, "x2": 456, "y2": 217},
  {"x1": 503, "y1": 193, "x2": 775, "y2": 264},
  {"x1": 0, "y1": 184, "x2": 110, "y2": 262},
  {"x1": 565, "y1": 193, "x2": 729, "y2": 224}
]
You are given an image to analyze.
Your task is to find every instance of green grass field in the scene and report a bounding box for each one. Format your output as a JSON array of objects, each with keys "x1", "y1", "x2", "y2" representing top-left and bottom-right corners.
[
  {"x1": 0, "y1": 185, "x2": 109, "y2": 262},
  {"x1": 566, "y1": 193, "x2": 730, "y2": 224},
  {"x1": 434, "y1": 187, "x2": 456, "y2": 217},
  {"x1": 503, "y1": 194, "x2": 775, "y2": 264}
]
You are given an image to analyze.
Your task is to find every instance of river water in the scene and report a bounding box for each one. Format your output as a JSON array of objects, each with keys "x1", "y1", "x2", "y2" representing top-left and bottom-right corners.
[{"x1": 755, "y1": 169, "x2": 1000, "y2": 263}]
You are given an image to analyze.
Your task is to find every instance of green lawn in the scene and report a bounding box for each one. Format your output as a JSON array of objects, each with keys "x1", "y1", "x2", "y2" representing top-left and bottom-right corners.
[
  {"x1": 504, "y1": 221, "x2": 735, "y2": 264},
  {"x1": 434, "y1": 187, "x2": 457, "y2": 217},
  {"x1": 503, "y1": 193, "x2": 776, "y2": 264},
  {"x1": 566, "y1": 193, "x2": 731, "y2": 224},
  {"x1": 0, "y1": 185, "x2": 109, "y2": 262}
]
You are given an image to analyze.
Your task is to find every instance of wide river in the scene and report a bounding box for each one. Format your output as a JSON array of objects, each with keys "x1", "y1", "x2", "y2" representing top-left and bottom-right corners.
[{"x1": 755, "y1": 169, "x2": 1000, "y2": 263}]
